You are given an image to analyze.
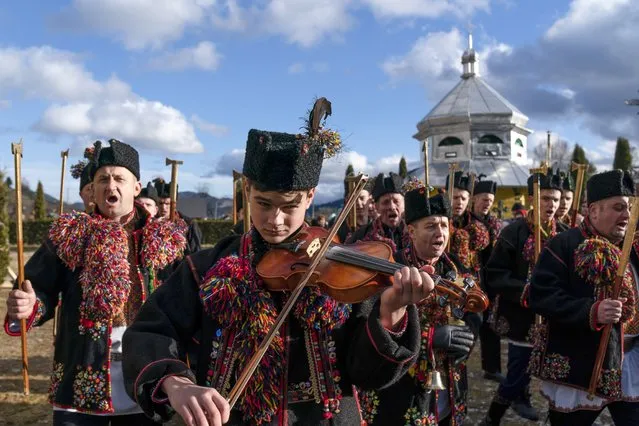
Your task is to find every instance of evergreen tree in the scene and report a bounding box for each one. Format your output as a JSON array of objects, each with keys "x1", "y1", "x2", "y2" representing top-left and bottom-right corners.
[
  {"x1": 34, "y1": 180, "x2": 47, "y2": 220},
  {"x1": 399, "y1": 156, "x2": 408, "y2": 179},
  {"x1": 344, "y1": 164, "x2": 355, "y2": 198},
  {"x1": 571, "y1": 144, "x2": 597, "y2": 199},
  {"x1": 0, "y1": 172, "x2": 9, "y2": 279},
  {"x1": 4, "y1": 177, "x2": 11, "y2": 189},
  {"x1": 613, "y1": 137, "x2": 633, "y2": 171}
]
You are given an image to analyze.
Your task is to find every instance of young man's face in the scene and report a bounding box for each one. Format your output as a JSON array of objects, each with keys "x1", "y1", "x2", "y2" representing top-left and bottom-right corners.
[
  {"x1": 138, "y1": 197, "x2": 158, "y2": 217},
  {"x1": 79, "y1": 183, "x2": 94, "y2": 213},
  {"x1": 529, "y1": 189, "x2": 561, "y2": 222},
  {"x1": 589, "y1": 196, "x2": 631, "y2": 243},
  {"x1": 93, "y1": 166, "x2": 141, "y2": 222},
  {"x1": 452, "y1": 189, "x2": 470, "y2": 216},
  {"x1": 473, "y1": 193, "x2": 495, "y2": 216},
  {"x1": 247, "y1": 183, "x2": 315, "y2": 244},
  {"x1": 408, "y1": 216, "x2": 449, "y2": 261},
  {"x1": 376, "y1": 193, "x2": 405, "y2": 228},
  {"x1": 556, "y1": 190, "x2": 574, "y2": 219},
  {"x1": 157, "y1": 198, "x2": 171, "y2": 218}
]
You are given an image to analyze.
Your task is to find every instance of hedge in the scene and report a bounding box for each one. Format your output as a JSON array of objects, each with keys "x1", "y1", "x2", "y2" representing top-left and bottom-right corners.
[{"x1": 9, "y1": 219, "x2": 234, "y2": 246}]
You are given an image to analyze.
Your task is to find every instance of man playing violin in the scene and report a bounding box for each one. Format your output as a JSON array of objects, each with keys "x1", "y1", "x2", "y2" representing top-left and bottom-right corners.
[
  {"x1": 529, "y1": 170, "x2": 639, "y2": 426},
  {"x1": 358, "y1": 178, "x2": 482, "y2": 426},
  {"x1": 122, "y1": 98, "x2": 436, "y2": 426},
  {"x1": 347, "y1": 172, "x2": 410, "y2": 252}
]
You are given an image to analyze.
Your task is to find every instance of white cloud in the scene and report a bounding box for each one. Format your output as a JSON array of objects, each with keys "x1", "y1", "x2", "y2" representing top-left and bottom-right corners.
[
  {"x1": 211, "y1": 0, "x2": 354, "y2": 48},
  {"x1": 288, "y1": 62, "x2": 305, "y2": 74},
  {"x1": 361, "y1": 0, "x2": 490, "y2": 19},
  {"x1": 148, "y1": 41, "x2": 222, "y2": 71},
  {"x1": 0, "y1": 100, "x2": 11, "y2": 109},
  {"x1": 191, "y1": 115, "x2": 229, "y2": 136},
  {"x1": 0, "y1": 45, "x2": 205, "y2": 153},
  {"x1": 55, "y1": 0, "x2": 213, "y2": 50}
]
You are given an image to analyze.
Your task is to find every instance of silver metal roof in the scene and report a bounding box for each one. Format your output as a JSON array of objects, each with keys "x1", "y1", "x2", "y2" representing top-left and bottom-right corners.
[
  {"x1": 409, "y1": 159, "x2": 530, "y2": 187},
  {"x1": 424, "y1": 76, "x2": 524, "y2": 120}
]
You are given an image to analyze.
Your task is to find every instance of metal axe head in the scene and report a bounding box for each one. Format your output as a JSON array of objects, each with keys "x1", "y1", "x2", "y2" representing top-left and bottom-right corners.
[
  {"x1": 571, "y1": 161, "x2": 587, "y2": 172},
  {"x1": 11, "y1": 141, "x2": 23, "y2": 156},
  {"x1": 165, "y1": 157, "x2": 184, "y2": 166},
  {"x1": 61, "y1": 149, "x2": 69, "y2": 158},
  {"x1": 233, "y1": 170, "x2": 244, "y2": 181}
]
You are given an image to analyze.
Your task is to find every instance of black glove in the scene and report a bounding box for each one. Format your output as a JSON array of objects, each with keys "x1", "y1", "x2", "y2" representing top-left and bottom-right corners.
[{"x1": 432, "y1": 325, "x2": 475, "y2": 362}]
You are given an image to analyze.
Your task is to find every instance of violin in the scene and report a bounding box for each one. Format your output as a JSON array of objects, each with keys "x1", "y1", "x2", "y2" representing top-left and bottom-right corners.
[{"x1": 257, "y1": 226, "x2": 489, "y2": 317}]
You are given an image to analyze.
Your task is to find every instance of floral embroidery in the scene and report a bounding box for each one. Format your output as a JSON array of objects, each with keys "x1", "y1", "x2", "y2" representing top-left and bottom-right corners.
[
  {"x1": 404, "y1": 406, "x2": 437, "y2": 426},
  {"x1": 359, "y1": 390, "x2": 380, "y2": 424},
  {"x1": 205, "y1": 329, "x2": 224, "y2": 387},
  {"x1": 542, "y1": 353, "x2": 571, "y2": 380},
  {"x1": 522, "y1": 211, "x2": 557, "y2": 264},
  {"x1": 467, "y1": 221, "x2": 490, "y2": 252},
  {"x1": 48, "y1": 362, "x2": 64, "y2": 403},
  {"x1": 527, "y1": 323, "x2": 548, "y2": 376},
  {"x1": 596, "y1": 368, "x2": 622, "y2": 399},
  {"x1": 72, "y1": 364, "x2": 110, "y2": 412}
]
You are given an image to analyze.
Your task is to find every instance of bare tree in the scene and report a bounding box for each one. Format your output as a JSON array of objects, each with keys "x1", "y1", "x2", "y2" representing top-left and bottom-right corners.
[{"x1": 532, "y1": 139, "x2": 571, "y2": 170}]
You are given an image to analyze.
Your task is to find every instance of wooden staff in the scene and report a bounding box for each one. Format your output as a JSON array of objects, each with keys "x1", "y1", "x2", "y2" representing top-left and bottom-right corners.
[
  {"x1": 570, "y1": 162, "x2": 587, "y2": 227},
  {"x1": 227, "y1": 174, "x2": 369, "y2": 410},
  {"x1": 588, "y1": 199, "x2": 639, "y2": 398},
  {"x1": 232, "y1": 170, "x2": 243, "y2": 225},
  {"x1": 165, "y1": 158, "x2": 183, "y2": 221},
  {"x1": 529, "y1": 165, "x2": 547, "y2": 326},
  {"x1": 446, "y1": 163, "x2": 459, "y2": 251},
  {"x1": 546, "y1": 131, "x2": 552, "y2": 168},
  {"x1": 11, "y1": 141, "x2": 30, "y2": 396},
  {"x1": 233, "y1": 170, "x2": 251, "y2": 234},
  {"x1": 423, "y1": 139, "x2": 430, "y2": 189},
  {"x1": 53, "y1": 150, "x2": 69, "y2": 341},
  {"x1": 345, "y1": 174, "x2": 361, "y2": 230}
]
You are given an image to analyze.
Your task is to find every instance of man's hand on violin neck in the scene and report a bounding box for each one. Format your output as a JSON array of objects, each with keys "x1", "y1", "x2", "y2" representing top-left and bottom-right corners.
[
  {"x1": 380, "y1": 266, "x2": 436, "y2": 329},
  {"x1": 161, "y1": 376, "x2": 230, "y2": 426}
]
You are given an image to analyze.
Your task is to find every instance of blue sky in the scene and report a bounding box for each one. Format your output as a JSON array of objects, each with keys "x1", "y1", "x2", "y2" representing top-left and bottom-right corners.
[{"x1": 0, "y1": 0, "x2": 637, "y2": 204}]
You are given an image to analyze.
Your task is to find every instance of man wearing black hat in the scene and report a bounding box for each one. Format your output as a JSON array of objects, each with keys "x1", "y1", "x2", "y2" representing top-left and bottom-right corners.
[
  {"x1": 5, "y1": 139, "x2": 188, "y2": 425},
  {"x1": 70, "y1": 147, "x2": 96, "y2": 213},
  {"x1": 447, "y1": 171, "x2": 472, "y2": 219},
  {"x1": 122, "y1": 98, "x2": 434, "y2": 425},
  {"x1": 529, "y1": 170, "x2": 639, "y2": 425},
  {"x1": 358, "y1": 178, "x2": 481, "y2": 426},
  {"x1": 463, "y1": 179, "x2": 505, "y2": 384},
  {"x1": 333, "y1": 179, "x2": 372, "y2": 243},
  {"x1": 480, "y1": 169, "x2": 563, "y2": 425},
  {"x1": 347, "y1": 172, "x2": 409, "y2": 251},
  {"x1": 555, "y1": 172, "x2": 575, "y2": 231},
  {"x1": 154, "y1": 178, "x2": 202, "y2": 254},
  {"x1": 136, "y1": 182, "x2": 159, "y2": 217}
]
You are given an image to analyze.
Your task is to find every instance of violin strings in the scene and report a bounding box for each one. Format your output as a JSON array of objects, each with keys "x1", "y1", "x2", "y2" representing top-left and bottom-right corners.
[{"x1": 326, "y1": 246, "x2": 402, "y2": 275}]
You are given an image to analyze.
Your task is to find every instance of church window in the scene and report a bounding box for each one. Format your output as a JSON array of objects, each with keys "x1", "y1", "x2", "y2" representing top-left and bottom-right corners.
[
  {"x1": 438, "y1": 137, "x2": 464, "y2": 147},
  {"x1": 478, "y1": 134, "x2": 504, "y2": 144},
  {"x1": 515, "y1": 138, "x2": 524, "y2": 147}
]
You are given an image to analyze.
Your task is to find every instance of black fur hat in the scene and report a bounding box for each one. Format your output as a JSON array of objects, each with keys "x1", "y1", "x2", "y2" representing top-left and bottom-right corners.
[
  {"x1": 138, "y1": 182, "x2": 159, "y2": 203},
  {"x1": 561, "y1": 171, "x2": 575, "y2": 192},
  {"x1": 243, "y1": 97, "x2": 340, "y2": 191},
  {"x1": 474, "y1": 179, "x2": 497, "y2": 196},
  {"x1": 89, "y1": 139, "x2": 140, "y2": 181},
  {"x1": 587, "y1": 170, "x2": 635, "y2": 204},
  {"x1": 445, "y1": 171, "x2": 472, "y2": 193},
  {"x1": 372, "y1": 172, "x2": 404, "y2": 201},
  {"x1": 527, "y1": 168, "x2": 562, "y2": 196},
  {"x1": 404, "y1": 178, "x2": 451, "y2": 224},
  {"x1": 153, "y1": 178, "x2": 173, "y2": 199}
]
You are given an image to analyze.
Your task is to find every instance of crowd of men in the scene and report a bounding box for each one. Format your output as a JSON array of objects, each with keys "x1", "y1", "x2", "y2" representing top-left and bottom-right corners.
[{"x1": 4, "y1": 97, "x2": 639, "y2": 426}]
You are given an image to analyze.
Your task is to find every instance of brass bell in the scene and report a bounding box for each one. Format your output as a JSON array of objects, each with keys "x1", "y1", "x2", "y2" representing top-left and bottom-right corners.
[{"x1": 427, "y1": 370, "x2": 446, "y2": 391}]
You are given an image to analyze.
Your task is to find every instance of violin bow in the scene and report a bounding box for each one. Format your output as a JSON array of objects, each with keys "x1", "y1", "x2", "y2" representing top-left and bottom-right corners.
[
  {"x1": 588, "y1": 198, "x2": 639, "y2": 398},
  {"x1": 227, "y1": 174, "x2": 370, "y2": 409}
]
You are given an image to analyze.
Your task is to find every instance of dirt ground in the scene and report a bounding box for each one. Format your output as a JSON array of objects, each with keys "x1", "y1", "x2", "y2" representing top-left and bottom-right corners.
[{"x1": 0, "y1": 249, "x2": 613, "y2": 426}]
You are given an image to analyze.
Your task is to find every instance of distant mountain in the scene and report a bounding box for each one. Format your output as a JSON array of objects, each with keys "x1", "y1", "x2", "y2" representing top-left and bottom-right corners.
[{"x1": 7, "y1": 184, "x2": 233, "y2": 220}]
